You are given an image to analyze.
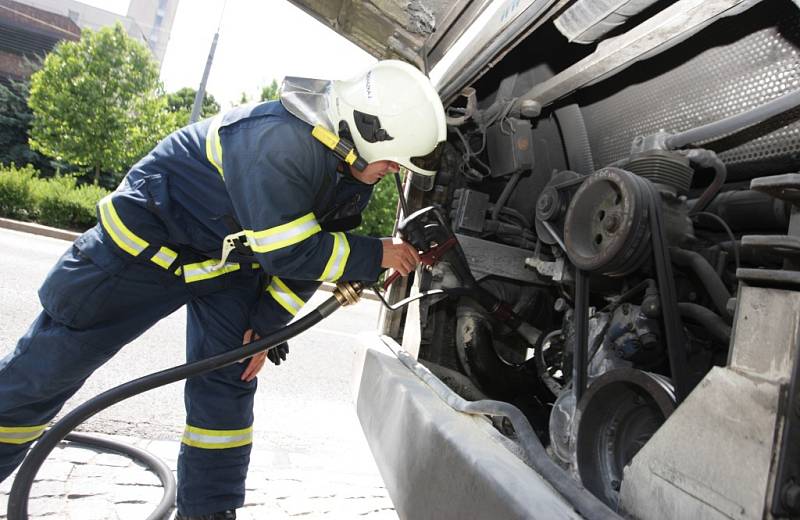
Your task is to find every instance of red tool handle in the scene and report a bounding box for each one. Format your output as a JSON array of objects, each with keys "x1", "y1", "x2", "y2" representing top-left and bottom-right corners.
[{"x1": 381, "y1": 237, "x2": 459, "y2": 291}]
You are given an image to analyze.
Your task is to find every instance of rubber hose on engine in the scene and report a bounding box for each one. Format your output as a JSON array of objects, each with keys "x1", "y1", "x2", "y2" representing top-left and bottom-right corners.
[
  {"x1": 669, "y1": 248, "x2": 732, "y2": 320},
  {"x1": 455, "y1": 299, "x2": 539, "y2": 400},
  {"x1": 677, "y1": 303, "x2": 732, "y2": 346},
  {"x1": 7, "y1": 294, "x2": 345, "y2": 520}
]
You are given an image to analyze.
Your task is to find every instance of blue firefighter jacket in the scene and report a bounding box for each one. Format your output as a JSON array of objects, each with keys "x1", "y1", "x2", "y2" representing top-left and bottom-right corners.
[{"x1": 97, "y1": 100, "x2": 383, "y2": 336}]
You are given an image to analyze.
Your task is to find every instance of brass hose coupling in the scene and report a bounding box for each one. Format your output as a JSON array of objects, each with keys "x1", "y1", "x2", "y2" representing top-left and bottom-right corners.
[{"x1": 333, "y1": 281, "x2": 364, "y2": 306}]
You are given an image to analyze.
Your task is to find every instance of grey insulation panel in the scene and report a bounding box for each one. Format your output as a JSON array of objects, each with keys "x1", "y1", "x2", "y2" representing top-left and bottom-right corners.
[
  {"x1": 579, "y1": 0, "x2": 800, "y2": 179},
  {"x1": 554, "y1": 0, "x2": 663, "y2": 44}
]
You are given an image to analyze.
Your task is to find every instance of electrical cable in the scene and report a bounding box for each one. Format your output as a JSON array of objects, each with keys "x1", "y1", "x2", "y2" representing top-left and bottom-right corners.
[
  {"x1": 692, "y1": 211, "x2": 740, "y2": 270},
  {"x1": 7, "y1": 289, "x2": 356, "y2": 520}
]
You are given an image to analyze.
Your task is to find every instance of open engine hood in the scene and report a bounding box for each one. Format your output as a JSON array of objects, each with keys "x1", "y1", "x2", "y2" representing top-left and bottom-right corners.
[{"x1": 285, "y1": 0, "x2": 490, "y2": 72}]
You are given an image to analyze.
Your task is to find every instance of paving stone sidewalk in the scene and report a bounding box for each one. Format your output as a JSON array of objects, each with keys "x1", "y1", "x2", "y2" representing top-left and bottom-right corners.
[{"x1": 0, "y1": 434, "x2": 397, "y2": 520}]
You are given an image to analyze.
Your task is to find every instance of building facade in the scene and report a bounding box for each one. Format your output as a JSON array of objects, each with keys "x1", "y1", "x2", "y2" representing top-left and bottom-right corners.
[
  {"x1": 0, "y1": 0, "x2": 80, "y2": 85},
  {"x1": 11, "y1": 0, "x2": 179, "y2": 67}
]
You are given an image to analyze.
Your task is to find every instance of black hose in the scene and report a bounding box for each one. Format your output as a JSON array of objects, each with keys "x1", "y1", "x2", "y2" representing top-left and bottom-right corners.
[
  {"x1": 666, "y1": 88, "x2": 800, "y2": 149},
  {"x1": 7, "y1": 294, "x2": 345, "y2": 520},
  {"x1": 677, "y1": 303, "x2": 732, "y2": 346},
  {"x1": 669, "y1": 248, "x2": 732, "y2": 319},
  {"x1": 63, "y1": 433, "x2": 176, "y2": 520},
  {"x1": 393, "y1": 349, "x2": 621, "y2": 520},
  {"x1": 491, "y1": 171, "x2": 522, "y2": 221}
]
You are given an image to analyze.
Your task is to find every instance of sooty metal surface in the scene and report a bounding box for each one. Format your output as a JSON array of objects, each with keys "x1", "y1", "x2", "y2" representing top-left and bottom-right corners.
[{"x1": 579, "y1": 0, "x2": 800, "y2": 180}]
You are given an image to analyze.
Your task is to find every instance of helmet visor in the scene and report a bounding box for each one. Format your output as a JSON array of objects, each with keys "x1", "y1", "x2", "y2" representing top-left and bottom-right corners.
[
  {"x1": 409, "y1": 170, "x2": 436, "y2": 191},
  {"x1": 409, "y1": 141, "x2": 445, "y2": 174}
]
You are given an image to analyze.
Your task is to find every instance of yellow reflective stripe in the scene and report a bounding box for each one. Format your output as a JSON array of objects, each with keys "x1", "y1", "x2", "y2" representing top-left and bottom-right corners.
[
  {"x1": 267, "y1": 276, "x2": 305, "y2": 316},
  {"x1": 182, "y1": 259, "x2": 240, "y2": 283},
  {"x1": 98, "y1": 196, "x2": 149, "y2": 257},
  {"x1": 319, "y1": 232, "x2": 350, "y2": 282},
  {"x1": 205, "y1": 115, "x2": 224, "y2": 178},
  {"x1": 182, "y1": 425, "x2": 253, "y2": 449},
  {"x1": 0, "y1": 424, "x2": 47, "y2": 445},
  {"x1": 246, "y1": 213, "x2": 321, "y2": 253},
  {"x1": 150, "y1": 246, "x2": 178, "y2": 269}
]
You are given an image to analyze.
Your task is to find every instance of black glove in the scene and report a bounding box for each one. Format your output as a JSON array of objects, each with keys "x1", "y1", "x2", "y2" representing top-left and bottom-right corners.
[{"x1": 267, "y1": 342, "x2": 289, "y2": 366}]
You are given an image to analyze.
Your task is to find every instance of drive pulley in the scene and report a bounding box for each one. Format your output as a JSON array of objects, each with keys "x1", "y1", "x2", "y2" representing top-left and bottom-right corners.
[{"x1": 564, "y1": 168, "x2": 652, "y2": 277}]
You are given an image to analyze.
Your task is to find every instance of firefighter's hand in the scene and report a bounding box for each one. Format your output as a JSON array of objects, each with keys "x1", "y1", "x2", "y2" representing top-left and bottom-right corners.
[{"x1": 380, "y1": 237, "x2": 420, "y2": 276}]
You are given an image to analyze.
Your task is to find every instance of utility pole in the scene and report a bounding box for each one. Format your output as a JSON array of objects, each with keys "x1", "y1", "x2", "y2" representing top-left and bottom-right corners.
[{"x1": 190, "y1": 0, "x2": 227, "y2": 123}]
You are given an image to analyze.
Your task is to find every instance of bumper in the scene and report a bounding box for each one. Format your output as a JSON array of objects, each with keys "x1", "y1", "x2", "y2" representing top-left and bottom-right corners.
[{"x1": 351, "y1": 333, "x2": 581, "y2": 520}]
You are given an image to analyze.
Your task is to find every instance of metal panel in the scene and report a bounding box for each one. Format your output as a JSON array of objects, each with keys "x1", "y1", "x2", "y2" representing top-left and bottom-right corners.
[
  {"x1": 729, "y1": 286, "x2": 800, "y2": 383},
  {"x1": 580, "y1": 0, "x2": 800, "y2": 179},
  {"x1": 456, "y1": 233, "x2": 547, "y2": 284},
  {"x1": 353, "y1": 336, "x2": 581, "y2": 520},
  {"x1": 620, "y1": 285, "x2": 800, "y2": 519},
  {"x1": 619, "y1": 367, "x2": 783, "y2": 520}
]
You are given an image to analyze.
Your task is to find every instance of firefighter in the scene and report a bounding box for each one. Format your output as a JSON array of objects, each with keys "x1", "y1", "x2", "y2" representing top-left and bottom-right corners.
[{"x1": 0, "y1": 60, "x2": 446, "y2": 519}]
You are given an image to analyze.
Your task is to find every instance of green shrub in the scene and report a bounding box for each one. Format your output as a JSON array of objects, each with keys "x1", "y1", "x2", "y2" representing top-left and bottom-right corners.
[
  {"x1": 32, "y1": 175, "x2": 107, "y2": 231},
  {"x1": 0, "y1": 164, "x2": 38, "y2": 220},
  {"x1": 0, "y1": 165, "x2": 107, "y2": 230}
]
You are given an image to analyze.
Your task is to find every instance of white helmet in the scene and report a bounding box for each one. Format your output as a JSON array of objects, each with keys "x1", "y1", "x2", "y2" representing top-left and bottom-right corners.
[{"x1": 328, "y1": 60, "x2": 447, "y2": 184}]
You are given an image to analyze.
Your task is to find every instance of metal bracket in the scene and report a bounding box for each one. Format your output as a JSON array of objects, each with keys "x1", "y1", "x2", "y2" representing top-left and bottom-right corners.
[
  {"x1": 211, "y1": 231, "x2": 249, "y2": 271},
  {"x1": 739, "y1": 174, "x2": 800, "y2": 286},
  {"x1": 772, "y1": 341, "x2": 800, "y2": 516},
  {"x1": 525, "y1": 255, "x2": 568, "y2": 282}
]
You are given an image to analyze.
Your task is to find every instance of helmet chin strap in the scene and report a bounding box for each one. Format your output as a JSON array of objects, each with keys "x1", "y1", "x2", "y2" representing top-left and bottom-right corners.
[
  {"x1": 310, "y1": 125, "x2": 367, "y2": 171},
  {"x1": 394, "y1": 171, "x2": 410, "y2": 218}
]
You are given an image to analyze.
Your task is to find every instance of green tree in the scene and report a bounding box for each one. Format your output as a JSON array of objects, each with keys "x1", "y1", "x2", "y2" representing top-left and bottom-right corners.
[
  {"x1": 0, "y1": 82, "x2": 52, "y2": 174},
  {"x1": 28, "y1": 23, "x2": 175, "y2": 186},
  {"x1": 358, "y1": 176, "x2": 399, "y2": 237},
  {"x1": 260, "y1": 79, "x2": 279, "y2": 102},
  {"x1": 166, "y1": 87, "x2": 220, "y2": 127}
]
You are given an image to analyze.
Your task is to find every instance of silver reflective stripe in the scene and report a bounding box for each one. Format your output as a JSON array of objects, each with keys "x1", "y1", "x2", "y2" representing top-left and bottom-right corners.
[
  {"x1": 248, "y1": 218, "x2": 320, "y2": 253},
  {"x1": 151, "y1": 247, "x2": 177, "y2": 269},
  {"x1": 182, "y1": 260, "x2": 240, "y2": 283},
  {"x1": 319, "y1": 232, "x2": 350, "y2": 282},
  {"x1": 98, "y1": 196, "x2": 148, "y2": 256},
  {"x1": 267, "y1": 276, "x2": 304, "y2": 316},
  {"x1": 0, "y1": 425, "x2": 46, "y2": 445},
  {"x1": 206, "y1": 115, "x2": 224, "y2": 177},
  {"x1": 182, "y1": 425, "x2": 253, "y2": 449}
]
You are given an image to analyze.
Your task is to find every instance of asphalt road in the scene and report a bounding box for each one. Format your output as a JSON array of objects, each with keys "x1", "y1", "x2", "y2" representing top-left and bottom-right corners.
[{"x1": 0, "y1": 227, "x2": 384, "y2": 465}]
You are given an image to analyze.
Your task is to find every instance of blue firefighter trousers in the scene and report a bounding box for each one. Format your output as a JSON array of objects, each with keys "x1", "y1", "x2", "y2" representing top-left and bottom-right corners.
[{"x1": 0, "y1": 225, "x2": 264, "y2": 516}]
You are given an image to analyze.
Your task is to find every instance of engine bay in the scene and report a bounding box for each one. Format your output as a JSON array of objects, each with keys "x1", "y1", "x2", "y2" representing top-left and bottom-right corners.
[{"x1": 383, "y1": 0, "x2": 800, "y2": 512}]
